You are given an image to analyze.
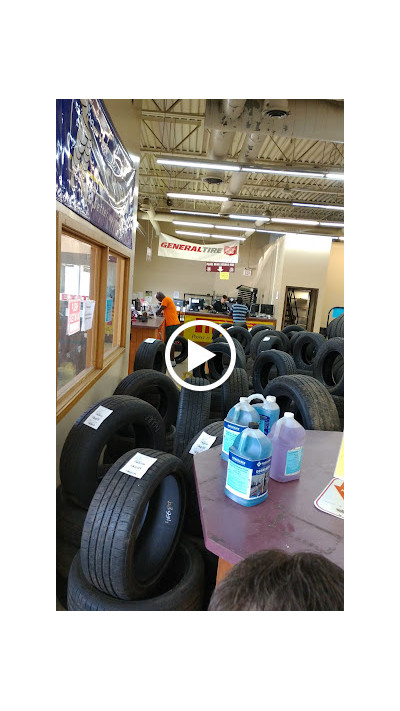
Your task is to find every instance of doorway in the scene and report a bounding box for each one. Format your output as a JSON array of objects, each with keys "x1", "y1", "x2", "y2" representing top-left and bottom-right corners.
[{"x1": 281, "y1": 286, "x2": 319, "y2": 331}]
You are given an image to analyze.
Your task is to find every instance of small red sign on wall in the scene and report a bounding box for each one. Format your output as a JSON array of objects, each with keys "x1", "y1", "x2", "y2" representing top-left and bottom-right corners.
[{"x1": 206, "y1": 263, "x2": 235, "y2": 273}]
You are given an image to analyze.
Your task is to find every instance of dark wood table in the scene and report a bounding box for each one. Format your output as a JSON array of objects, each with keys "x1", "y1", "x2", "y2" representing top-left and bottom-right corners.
[
  {"x1": 128, "y1": 316, "x2": 165, "y2": 373},
  {"x1": 193, "y1": 430, "x2": 343, "y2": 584}
]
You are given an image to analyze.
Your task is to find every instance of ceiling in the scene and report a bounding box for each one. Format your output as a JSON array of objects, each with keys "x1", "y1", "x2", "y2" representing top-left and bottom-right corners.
[{"x1": 129, "y1": 99, "x2": 344, "y2": 240}]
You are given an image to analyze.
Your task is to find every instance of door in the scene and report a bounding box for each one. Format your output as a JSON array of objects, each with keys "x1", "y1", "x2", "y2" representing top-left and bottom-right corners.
[{"x1": 282, "y1": 286, "x2": 319, "y2": 331}]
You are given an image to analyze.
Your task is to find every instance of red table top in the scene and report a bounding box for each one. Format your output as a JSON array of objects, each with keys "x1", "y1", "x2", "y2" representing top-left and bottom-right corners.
[{"x1": 193, "y1": 430, "x2": 344, "y2": 568}]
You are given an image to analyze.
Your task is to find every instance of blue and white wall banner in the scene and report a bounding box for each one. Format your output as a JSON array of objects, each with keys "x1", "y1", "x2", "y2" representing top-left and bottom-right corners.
[{"x1": 56, "y1": 99, "x2": 136, "y2": 248}]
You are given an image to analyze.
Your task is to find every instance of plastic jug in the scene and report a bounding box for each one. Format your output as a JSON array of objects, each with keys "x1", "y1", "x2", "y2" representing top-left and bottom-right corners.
[
  {"x1": 247, "y1": 393, "x2": 280, "y2": 435},
  {"x1": 267, "y1": 412, "x2": 306, "y2": 482},
  {"x1": 225, "y1": 422, "x2": 273, "y2": 506},
  {"x1": 221, "y1": 397, "x2": 260, "y2": 462}
]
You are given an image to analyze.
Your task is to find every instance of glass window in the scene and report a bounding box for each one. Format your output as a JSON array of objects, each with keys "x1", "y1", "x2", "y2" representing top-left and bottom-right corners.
[
  {"x1": 57, "y1": 233, "x2": 96, "y2": 391},
  {"x1": 104, "y1": 252, "x2": 124, "y2": 355}
]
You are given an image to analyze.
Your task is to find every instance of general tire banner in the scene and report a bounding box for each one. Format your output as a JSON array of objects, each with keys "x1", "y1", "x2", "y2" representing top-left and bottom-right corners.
[{"x1": 158, "y1": 234, "x2": 239, "y2": 263}]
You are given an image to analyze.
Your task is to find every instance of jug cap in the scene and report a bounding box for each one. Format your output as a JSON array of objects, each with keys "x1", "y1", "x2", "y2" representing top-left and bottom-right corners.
[
  {"x1": 266, "y1": 396, "x2": 276, "y2": 403},
  {"x1": 248, "y1": 422, "x2": 259, "y2": 429},
  {"x1": 239, "y1": 397, "x2": 248, "y2": 402},
  {"x1": 284, "y1": 412, "x2": 294, "y2": 418}
]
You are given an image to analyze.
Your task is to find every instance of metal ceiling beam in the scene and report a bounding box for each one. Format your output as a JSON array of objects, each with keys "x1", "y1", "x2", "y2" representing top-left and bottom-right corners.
[{"x1": 141, "y1": 110, "x2": 204, "y2": 122}]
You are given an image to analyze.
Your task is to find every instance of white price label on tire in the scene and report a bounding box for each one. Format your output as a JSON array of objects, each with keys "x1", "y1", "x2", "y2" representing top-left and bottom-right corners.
[
  {"x1": 263, "y1": 337, "x2": 271, "y2": 341},
  {"x1": 144, "y1": 338, "x2": 156, "y2": 343},
  {"x1": 189, "y1": 431, "x2": 217, "y2": 455},
  {"x1": 120, "y1": 452, "x2": 157, "y2": 478},
  {"x1": 83, "y1": 406, "x2": 113, "y2": 430}
]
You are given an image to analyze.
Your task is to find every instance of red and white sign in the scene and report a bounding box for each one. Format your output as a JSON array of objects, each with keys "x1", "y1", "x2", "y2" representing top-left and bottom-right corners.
[
  {"x1": 206, "y1": 262, "x2": 235, "y2": 273},
  {"x1": 314, "y1": 477, "x2": 344, "y2": 519},
  {"x1": 67, "y1": 299, "x2": 81, "y2": 335},
  {"x1": 60, "y1": 294, "x2": 90, "y2": 301},
  {"x1": 158, "y1": 234, "x2": 239, "y2": 263}
]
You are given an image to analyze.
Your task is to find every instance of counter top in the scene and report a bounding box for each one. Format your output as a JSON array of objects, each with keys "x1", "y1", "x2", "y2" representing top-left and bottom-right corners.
[{"x1": 131, "y1": 315, "x2": 165, "y2": 329}]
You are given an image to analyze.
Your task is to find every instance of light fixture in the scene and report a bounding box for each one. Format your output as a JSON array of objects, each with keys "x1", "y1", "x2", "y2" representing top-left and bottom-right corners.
[
  {"x1": 175, "y1": 230, "x2": 246, "y2": 241},
  {"x1": 172, "y1": 220, "x2": 214, "y2": 228},
  {"x1": 228, "y1": 214, "x2": 270, "y2": 222},
  {"x1": 255, "y1": 229, "x2": 286, "y2": 234},
  {"x1": 157, "y1": 158, "x2": 240, "y2": 172},
  {"x1": 213, "y1": 235, "x2": 246, "y2": 241},
  {"x1": 166, "y1": 192, "x2": 228, "y2": 202},
  {"x1": 320, "y1": 221, "x2": 345, "y2": 227},
  {"x1": 242, "y1": 167, "x2": 325, "y2": 179},
  {"x1": 175, "y1": 230, "x2": 213, "y2": 238},
  {"x1": 325, "y1": 173, "x2": 344, "y2": 180},
  {"x1": 292, "y1": 202, "x2": 344, "y2": 211},
  {"x1": 215, "y1": 225, "x2": 246, "y2": 231},
  {"x1": 170, "y1": 209, "x2": 221, "y2": 217},
  {"x1": 271, "y1": 218, "x2": 319, "y2": 226}
]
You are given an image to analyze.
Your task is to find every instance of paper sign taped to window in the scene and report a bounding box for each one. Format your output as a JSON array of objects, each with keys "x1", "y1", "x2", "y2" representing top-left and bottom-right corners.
[
  {"x1": 314, "y1": 477, "x2": 344, "y2": 519},
  {"x1": 120, "y1": 452, "x2": 157, "y2": 478},
  {"x1": 82, "y1": 299, "x2": 96, "y2": 331},
  {"x1": 189, "y1": 431, "x2": 217, "y2": 455},
  {"x1": 67, "y1": 299, "x2": 81, "y2": 336},
  {"x1": 83, "y1": 406, "x2": 113, "y2": 430}
]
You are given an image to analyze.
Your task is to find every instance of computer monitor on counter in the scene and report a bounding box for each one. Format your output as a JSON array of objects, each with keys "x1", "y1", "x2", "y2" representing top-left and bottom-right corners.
[{"x1": 260, "y1": 304, "x2": 274, "y2": 315}]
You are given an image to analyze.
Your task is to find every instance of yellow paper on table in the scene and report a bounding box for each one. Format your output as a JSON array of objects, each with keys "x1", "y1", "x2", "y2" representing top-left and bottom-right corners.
[{"x1": 334, "y1": 436, "x2": 344, "y2": 480}]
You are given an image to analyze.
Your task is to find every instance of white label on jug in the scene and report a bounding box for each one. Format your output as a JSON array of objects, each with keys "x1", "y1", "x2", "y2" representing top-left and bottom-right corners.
[
  {"x1": 222, "y1": 421, "x2": 245, "y2": 455},
  {"x1": 83, "y1": 406, "x2": 113, "y2": 430},
  {"x1": 285, "y1": 446, "x2": 304, "y2": 476},
  {"x1": 226, "y1": 453, "x2": 272, "y2": 500},
  {"x1": 259, "y1": 414, "x2": 270, "y2": 435},
  {"x1": 189, "y1": 431, "x2": 217, "y2": 454},
  {"x1": 120, "y1": 452, "x2": 157, "y2": 478},
  {"x1": 144, "y1": 338, "x2": 156, "y2": 343}
]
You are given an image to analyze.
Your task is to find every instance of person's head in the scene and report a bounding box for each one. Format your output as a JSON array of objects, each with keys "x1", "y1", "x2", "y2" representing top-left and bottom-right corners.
[
  {"x1": 155, "y1": 291, "x2": 165, "y2": 303},
  {"x1": 222, "y1": 295, "x2": 228, "y2": 303},
  {"x1": 236, "y1": 296, "x2": 243, "y2": 304},
  {"x1": 208, "y1": 549, "x2": 344, "y2": 611}
]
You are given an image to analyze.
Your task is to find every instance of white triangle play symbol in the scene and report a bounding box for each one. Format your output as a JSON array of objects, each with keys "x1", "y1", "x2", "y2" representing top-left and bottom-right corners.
[{"x1": 187, "y1": 340, "x2": 216, "y2": 372}]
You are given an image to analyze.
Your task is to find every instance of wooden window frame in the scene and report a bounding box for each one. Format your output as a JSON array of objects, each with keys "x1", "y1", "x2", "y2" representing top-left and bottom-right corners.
[{"x1": 56, "y1": 214, "x2": 130, "y2": 422}]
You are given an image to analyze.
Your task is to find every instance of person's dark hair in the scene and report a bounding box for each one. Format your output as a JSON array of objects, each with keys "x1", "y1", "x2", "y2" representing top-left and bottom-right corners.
[
  {"x1": 236, "y1": 296, "x2": 243, "y2": 304},
  {"x1": 222, "y1": 295, "x2": 228, "y2": 300},
  {"x1": 208, "y1": 549, "x2": 344, "y2": 611}
]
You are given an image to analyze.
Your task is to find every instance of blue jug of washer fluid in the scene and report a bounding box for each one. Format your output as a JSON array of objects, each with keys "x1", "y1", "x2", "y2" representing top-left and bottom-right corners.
[
  {"x1": 225, "y1": 422, "x2": 273, "y2": 506},
  {"x1": 247, "y1": 394, "x2": 280, "y2": 435},
  {"x1": 221, "y1": 397, "x2": 260, "y2": 462}
]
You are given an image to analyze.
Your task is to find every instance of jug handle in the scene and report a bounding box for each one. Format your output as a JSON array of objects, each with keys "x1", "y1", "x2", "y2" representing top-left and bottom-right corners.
[{"x1": 247, "y1": 393, "x2": 265, "y2": 405}]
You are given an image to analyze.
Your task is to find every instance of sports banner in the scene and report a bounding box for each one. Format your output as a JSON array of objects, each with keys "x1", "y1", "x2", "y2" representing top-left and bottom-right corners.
[{"x1": 158, "y1": 234, "x2": 239, "y2": 263}]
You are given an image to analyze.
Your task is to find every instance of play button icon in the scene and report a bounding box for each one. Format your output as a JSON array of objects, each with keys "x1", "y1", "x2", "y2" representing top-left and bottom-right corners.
[
  {"x1": 165, "y1": 319, "x2": 236, "y2": 392},
  {"x1": 187, "y1": 339, "x2": 216, "y2": 373}
]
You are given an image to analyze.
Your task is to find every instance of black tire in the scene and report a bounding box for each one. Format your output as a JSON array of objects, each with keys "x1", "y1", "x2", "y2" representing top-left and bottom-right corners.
[
  {"x1": 253, "y1": 350, "x2": 297, "y2": 395},
  {"x1": 246, "y1": 355, "x2": 255, "y2": 389},
  {"x1": 164, "y1": 425, "x2": 176, "y2": 454},
  {"x1": 249, "y1": 324, "x2": 275, "y2": 336},
  {"x1": 134, "y1": 339, "x2": 166, "y2": 373},
  {"x1": 221, "y1": 368, "x2": 249, "y2": 418},
  {"x1": 68, "y1": 538, "x2": 204, "y2": 611},
  {"x1": 113, "y1": 369, "x2": 179, "y2": 428},
  {"x1": 282, "y1": 324, "x2": 306, "y2": 334},
  {"x1": 60, "y1": 396, "x2": 166, "y2": 509},
  {"x1": 56, "y1": 572, "x2": 68, "y2": 610},
  {"x1": 288, "y1": 330, "x2": 304, "y2": 354},
  {"x1": 327, "y1": 313, "x2": 344, "y2": 339},
  {"x1": 103, "y1": 433, "x2": 136, "y2": 465},
  {"x1": 332, "y1": 395, "x2": 344, "y2": 431},
  {"x1": 264, "y1": 374, "x2": 341, "y2": 431},
  {"x1": 181, "y1": 533, "x2": 218, "y2": 611},
  {"x1": 231, "y1": 337, "x2": 247, "y2": 366},
  {"x1": 56, "y1": 486, "x2": 87, "y2": 548},
  {"x1": 80, "y1": 448, "x2": 186, "y2": 600},
  {"x1": 262, "y1": 330, "x2": 290, "y2": 351},
  {"x1": 173, "y1": 378, "x2": 211, "y2": 458},
  {"x1": 173, "y1": 335, "x2": 188, "y2": 364},
  {"x1": 179, "y1": 421, "x2": 225, "y2": 537},
  {"x1": 292, "y1": 332, "x2": 326, "y2": 371},
  {"x1": 226, "y1": 326, "x2": 252, "y2": 355},
  {"x1": 210, "y1": 387, "x2": 223, "y2": 419},
  {"x1": 250, "y1": 329, "x2": 286, "y2": 359},
  {"x1": 56, "y1": 537, "x2": 79, "y2": 581},
  {"x1": 256, "y1": 335, "x2": 284, "y2": 355},
  {"x1": 193, "y1": 342, "x2": 245, "y2": 380},
  {"x1": 312, "y1": 337, "x2": 344, "y2": 396},
  {"x1": 332, "y1": 357, "x2": 344, "y2": 383}
]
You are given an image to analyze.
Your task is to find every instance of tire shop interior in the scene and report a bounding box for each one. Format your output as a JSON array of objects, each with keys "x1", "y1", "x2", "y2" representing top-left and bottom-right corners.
[{"x1": 56, "y1": 99, "x2": 344, "y2": 612}]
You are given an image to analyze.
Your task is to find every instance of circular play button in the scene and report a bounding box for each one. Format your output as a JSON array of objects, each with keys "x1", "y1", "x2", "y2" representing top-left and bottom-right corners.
[{"x1": 165, "y1": 320, "x2": 236, "y2": 391}]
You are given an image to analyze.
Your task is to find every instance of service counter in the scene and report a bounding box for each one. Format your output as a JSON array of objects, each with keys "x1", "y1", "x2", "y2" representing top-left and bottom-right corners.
[
  {"x1": 128, "y1": 316, "x2": 165, "y2": 373},
  {"x1": 179, "y1": 310, "x2": 276, "y2": 345}
]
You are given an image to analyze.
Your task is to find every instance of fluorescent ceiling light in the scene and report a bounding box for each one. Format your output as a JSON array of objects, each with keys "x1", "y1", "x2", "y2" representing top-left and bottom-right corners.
[
  {"x1": 256, "y1": 229, "x2": 286, "y2": 234},
  {"x1": 170, "y1": 209, "x2": 220, "y2": 217},
  {"x1": 242, "y1": 167, "x2": 325, "y2": 179},
  {"x1": 157, "y1": 158, "x2": 240, "y2": 172},
  {"x1": 320, "y1": 221, "x2": 344, "y2": 227},
  {"x1": 228, "y1": 214, "x2": 270, "y2": 222},
  {"x1": 167, "y1": 192, "x2": 228, "y2": 202},
  {"x1": 175, "y1": 230, "x2": 213, "y2": 238},
  {"x1": 214, "y1": 235, "x2": 246, "y2": 241},
  {"x1": 215, "y1": 225, "x2": 246, "y2": 231},
  {"x1": 271, "y1": 218, "x2": 319, "y2": 226},
  {"x1": 292, "y1": 202, "x2": 344, "y2": 211},
  {"x1": 172, "y1": 220, "x2": 214, "y2": 228},
  {"x1": 325, "y1": 173, "x2": 344, "y2": 180}
]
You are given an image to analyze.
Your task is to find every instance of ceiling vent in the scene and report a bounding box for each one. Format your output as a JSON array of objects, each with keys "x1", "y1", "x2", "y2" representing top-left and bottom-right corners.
[
  {"x1": 202, "y1": 175, "x2": 224, "y2": 185},
  {"x1": 139, "y1": 197, "x2": 152, "y2": 212},
  {"x1": 264, "y1": 100, "x2": 289, "y2": 118}
]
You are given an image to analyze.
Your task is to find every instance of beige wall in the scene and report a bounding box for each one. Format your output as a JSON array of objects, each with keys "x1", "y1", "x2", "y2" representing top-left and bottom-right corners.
[
  {"x1": 56, "y1": 100, "x2": 142, "y2": 481},
  {"x1": 132, "y1": 228, "x2": 267, "y2": 302},
  {"x1": 321, "y1": 241, "x2": 344, "y2": 325}
]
